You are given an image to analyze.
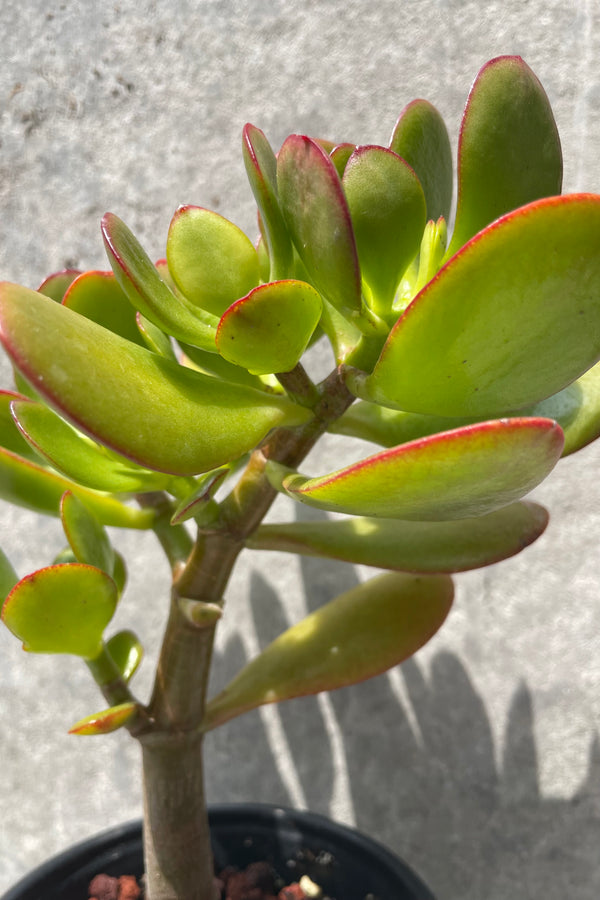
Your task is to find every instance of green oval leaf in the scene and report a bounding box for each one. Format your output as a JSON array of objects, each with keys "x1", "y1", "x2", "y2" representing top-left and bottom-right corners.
[
  {"x1": 166, "y1": 206, "x2": 260, "y2": 317},
  {"x1": 2, "y1": 564, "x2": 118, "y2": 658},
  {"x1": 0, "y1": 390, "x2": 40, "y2": 460},
  {"x1": 60, "y1": 491, "x2": 115, "y2": 575},
  {"x1": 389, "y1": 99, "x2": 453, "y2": 223},
  {"x1": 342, "y1": 146, "x2": 426, "y2": 317},
  {"x1": 334, "y1": 358, "x2": 600, "y2": 459},
  {"x1": 0, "y1": 284, "x2": 312, "y2": 475},
  {"x1": 63, "y1": 270, "x2": 146, "y2": 346},
  {"x1": 277, "y1": 135, "x2": 362, "y2": 320},
  {"x1": 243, "y1": 124, "x2": 293, "y2": 280},
  {"x1": 136, "y1": 312, "x2": 177, "y2": 359},
  {"x1": 203, "y1": 571, "x2": 453, "y2": 730},
  {"x1": 68, "y1": 701, "x2": 138, "y2": 735},
  {"x1": 248, "y1": 501, "x2": 548, "y2": 573},
  {"x1": 11, "y1": 399, "x2": 172, "y2": 493},
  {"x1": 106, "y1": 630, "x2": 143, "y2": 682},
  {"x1": 0, "y1": 445, "x2": 155, "y2": 528},
  {"x1": 0, "y1": 547, "x2": 18, "y2": 604},
  {"x1": 102, "y1": 213, "x2": 219, "y2": 351},
  {"x1": 352, "y1": 195, "x2": 600, "y2": 417},
  {"x1": 216, "y1": 280, "x2": 322, "y2": 375},
  {"x1": 38, "y1": 269, "x2": 81, "y2": 302},
  {"x1": 170, "y1": 468, "x2": 229, "y2": 525},
  {"x1": 180, "y1": 341, "x2": 270, "y2": 390},
  {"x1": 267, "y1": 418, "x2": 563, "y2": 520},
  {"x1": 329, "y1": 143, "x2": 356, "y2": 179},
  {"x1": 445, "y1": 55, "x2": 562, "y2": 259}
]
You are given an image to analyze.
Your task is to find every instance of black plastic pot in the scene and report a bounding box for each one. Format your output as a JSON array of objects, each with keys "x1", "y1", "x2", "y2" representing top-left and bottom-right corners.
[{"x1": 2, "y1": 803, "x2": 435, "y2": 900}]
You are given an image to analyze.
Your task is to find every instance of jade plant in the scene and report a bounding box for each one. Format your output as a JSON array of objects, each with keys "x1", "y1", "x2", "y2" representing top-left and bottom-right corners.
[{"x1": 2, "y1": 55, "x2": 600, "y2": 900}]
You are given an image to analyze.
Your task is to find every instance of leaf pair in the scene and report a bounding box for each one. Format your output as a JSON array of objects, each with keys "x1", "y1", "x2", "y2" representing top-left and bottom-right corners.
[
  {"x1": 106, "y1": 210, "x2": 323, "y2": 378},
  {"x1": 275, "y1": 133, "x2": 426, "y2": 329}
]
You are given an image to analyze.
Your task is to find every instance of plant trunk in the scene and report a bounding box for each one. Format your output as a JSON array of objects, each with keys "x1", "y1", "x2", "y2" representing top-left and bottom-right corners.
[
  {"x1": 137, "y1": 371, "x2": 356, "y2": 900},
  {"x1": 141, "y1": 731, "x2": 216, "y2": 900}
]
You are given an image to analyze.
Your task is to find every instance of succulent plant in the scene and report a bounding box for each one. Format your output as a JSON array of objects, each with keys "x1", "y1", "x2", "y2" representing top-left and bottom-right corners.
[{"x1": 2, "y1": 55, "x2": 600, "y2": 900}]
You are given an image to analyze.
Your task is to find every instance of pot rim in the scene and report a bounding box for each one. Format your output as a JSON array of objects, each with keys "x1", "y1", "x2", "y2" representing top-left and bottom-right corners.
[{"x1": 2, "y1": 802, "x2": 435, "y2": 900}]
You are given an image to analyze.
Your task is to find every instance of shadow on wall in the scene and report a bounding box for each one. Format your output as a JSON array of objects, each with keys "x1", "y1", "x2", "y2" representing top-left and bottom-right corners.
[{"x1": 206, "y1": 508, "x2": 600, "y2": 900}]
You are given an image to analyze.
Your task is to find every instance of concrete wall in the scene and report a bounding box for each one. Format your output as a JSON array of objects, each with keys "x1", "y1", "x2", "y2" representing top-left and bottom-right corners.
[{"x1": 1, "y1": 1, "x2": 600, "y2": 896}]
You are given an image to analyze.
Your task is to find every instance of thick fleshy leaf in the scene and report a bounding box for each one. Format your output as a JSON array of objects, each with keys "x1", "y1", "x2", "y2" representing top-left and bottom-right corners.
[
  {"x1": 343, "y1": 146, "x2": 426, "y2": 316},
  {"x1": 445, "y1": 56, "x2": 562, "y2": 259},
  {"x1": 267, "y1": 418, "x2": 563, "y2": 521},
  {"x1": 2, "y1": 564, "x2": 118, "y2": 658},
  {"x1": 216, "y1": 280, "x2": 322, "y2": 375},
  {"x1": 351, "y1": 195, "x2": 600, "y2": 417},
  {"x1": 277, "y1": 135, "x2": 362, "y2": 319},
  {"x1": 11, "y1": 399, "x2": 172, "y2": 492},
  {"x1": 334, "y1": 359, "x2": 600, "y2": 459},
  {"x1": 0, "y1": 390, "x2": 40, "y2": 460},
  {"x1": 0, "y1": 547, "x2": 18, "y2": 603},
  {"x1": 102, "y1": 213, "x2": 219, "y2": 351},
  {"x1": 389, "y1": 99, "x2": 453, "y2": 223},
  {"x1": 68, "y1": 702, "x2": 138, "y2": 735},
  {"x1": 135, "y1": 313, "x2": 177, "y2": 359},
  {"x1": 106, "y1": 630, "x2": 143, "y2": 682},
  {"x1": 38, "y1": 269, "x2": 81, "y2": 302},
  {"x1": 329, "y1": 143, "x2": 356, "y2": 178},
  {"x1": 60, "y1": 491, "x2": 115, "y2": 575},
  {"x1": 170, "y1": 468, "x2": 229, "y2": 525},
  {"x1": 63, "y1": 270, "x2": 145, "y2": 346},
  {"x1": 203, "y1": 571, "x2": 453, "y2": 730},
  {"x1": 180, "y1": 341, "x2": 269, "y2": 390},
  {"x1": 0, "y1": 445, "x2": 155, "y2": 527},
  {"x1": 166, "y1": 206, "x2": 260, "y2": 317},
  {"x1": 248, "y1": 501, "x2": 548, "y2": 573},
  {"x1": 243, "y1": 124, "x2": 293, "y2": 279},
  {"x1": 0, "y1": 285, "x2": 312, "y2": 475}
]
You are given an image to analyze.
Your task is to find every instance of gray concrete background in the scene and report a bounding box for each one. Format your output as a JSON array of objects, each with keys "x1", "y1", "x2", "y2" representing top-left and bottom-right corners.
[{"x1": 2, "y1": 1, "x2": 600, "y2": 896}]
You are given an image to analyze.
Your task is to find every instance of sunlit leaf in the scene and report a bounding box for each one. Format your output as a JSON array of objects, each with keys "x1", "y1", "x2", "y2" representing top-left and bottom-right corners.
[
  {"x1": 445, "y1": 55, "x2": 562, "y2": 258},
  {"x1": 102, "y1": 213, "x2": 219, "y2": 351},
  {"x1": 389, "y1": 99, "x2": 453, "y2": 223},
  {"x1": 343, "y1": 145, "x2": 426, "y2": 316},
  {"x1": 62, "y1": 270, "x2": 145, "y2": 346},
  {"x1": 180, "y1": 341, "x2": 269, "y2": 390},
  {"x1": 248, "y1": 501, "x2": 548, "y2": 573},
  {"x1": 2, "y1": 564, "x2": 118, "y2": 658},
  {"x1": 106, "y1": 630, "x2": 143, "y2": 682},
  {"x1": 203, "y1": 572, "x2": 453, "y2": 730},
  {"x1": 216, "y1": 280, "x2": 322, "y2": 375},
  {"x1": 60, "y1": 491, "x2": 115, "y2": 575},
  {"x1": 0, "y1": 547, "x2": 18, "y2": 603},
  {"x1": 243, "y1": 124, "x2": 293, "y2": 280},
  {"x1": 267, "y1": 418, "x2": 563, "y2": 520},
  {"x1": 38, "y1": 269, "x2": 81, "y2": 303},
  {"x1": 0, "y1": 284, "x2": 312, "y2": 475},
  {"x1": 334, "y1": 359, "x2": 600, "y2": 459},
  {"x1": 166, "y1": 206, "x2": 260, "y2": 317},
  {"x1": 68, "y1": 702, "x2": 138, "y2": 735},
  {"x1": 0, "y1": 391, "x2": 40, "y2": 461},
  {"x1": 0, "y1": 445, "x2": 155, "y2": 527},
  {"x1": 350, "y1": 195, "x2": 600, "y2": 417},
  {"x1": 277, "y1": 134, "x2": 362, "y2": 319},
  {"x1": 11, "y1": 399, "x2": 172, "y2": 492}
]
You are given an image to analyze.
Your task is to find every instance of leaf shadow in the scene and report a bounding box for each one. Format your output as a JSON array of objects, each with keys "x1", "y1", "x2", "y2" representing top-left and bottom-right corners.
[{"x1": 207, "y1": 504, "x2": 600, "y2": 899}]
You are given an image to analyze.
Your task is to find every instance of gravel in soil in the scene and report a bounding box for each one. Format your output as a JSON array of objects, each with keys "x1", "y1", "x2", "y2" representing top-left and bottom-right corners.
[{"x1": 88, "y1": 861, "x2": 327, "y2": 900}]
